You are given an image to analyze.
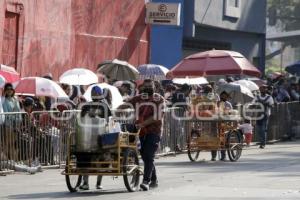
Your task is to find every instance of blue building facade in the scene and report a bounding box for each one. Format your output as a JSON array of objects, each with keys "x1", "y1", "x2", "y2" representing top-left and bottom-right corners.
[
  {"x1": 150, "y1": 0, "x2": 266, "y2": 73},
  {"x1": 150, "y1": 0, "x2": 185, "y2": 69}
]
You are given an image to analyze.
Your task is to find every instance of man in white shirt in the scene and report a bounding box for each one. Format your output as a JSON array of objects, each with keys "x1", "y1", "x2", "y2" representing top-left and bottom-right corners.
[{"x1": 254, "y1": 85, "x2": 274, "y2": 149}]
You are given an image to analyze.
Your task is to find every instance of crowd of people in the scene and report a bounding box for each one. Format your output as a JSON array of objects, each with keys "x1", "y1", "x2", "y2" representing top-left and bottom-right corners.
[{"x1": 1, "y1": 71, "x2": 299, "y2": 190}]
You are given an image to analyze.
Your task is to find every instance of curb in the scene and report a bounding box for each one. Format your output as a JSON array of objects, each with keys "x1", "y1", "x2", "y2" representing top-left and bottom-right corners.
[{"x1": 0, "y1": 170, "x2": 14, "y2": 176}]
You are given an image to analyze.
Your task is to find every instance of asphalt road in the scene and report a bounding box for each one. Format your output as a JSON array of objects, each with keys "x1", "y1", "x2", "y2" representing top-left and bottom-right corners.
[{"x1": 1, "y1": 141, "x2": 300, "y2": 200}]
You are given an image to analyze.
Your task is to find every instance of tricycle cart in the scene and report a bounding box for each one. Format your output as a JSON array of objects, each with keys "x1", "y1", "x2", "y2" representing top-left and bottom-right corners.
[
  {"x1": 187, "y1": 118, "x2": 243, "y2": 162},
  {"x1": 61, "y1": 115, "x2": 141, "y2": 193},
  {"x1": 186, "y1": 95, "x2": 243, "y2": 162}
]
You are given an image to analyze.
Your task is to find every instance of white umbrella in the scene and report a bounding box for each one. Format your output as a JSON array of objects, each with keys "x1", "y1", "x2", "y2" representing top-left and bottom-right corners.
[
  {"x1": 83, "y1": 83, "x2": 123, "y2": 109},
  {"x1": 138, "y1": 64, "x2": 169, "y2": 80},
  {"x1": 98, "y1": 59, "x2": 139, "y2": 81},
  {"x1": 233, "y1": 80, "x2": 259, "y2": 91},
  {"x1": 173, "y1": 77, "x2": 208, "y2": 85},
  {"x1": 59, "y1": 68, "x2": 98, "y2": 85},
  {"x1": 15, "y1": 77, "x2": 68, "y2": 98},
  {"x1": 218, "y1": 83, "x2": 254, "y2": 104}
]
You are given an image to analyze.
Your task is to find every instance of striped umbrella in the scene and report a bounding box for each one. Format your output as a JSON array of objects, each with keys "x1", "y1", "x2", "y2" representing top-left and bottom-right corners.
[{"x1": 138, "y1": 64, "x2": 169, "y2": 80}]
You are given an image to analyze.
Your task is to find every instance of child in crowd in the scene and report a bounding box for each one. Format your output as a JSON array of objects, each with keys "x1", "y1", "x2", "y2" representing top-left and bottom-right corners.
[{"x1": 238, "y1": 119, "x2": 254, "y2": 147}]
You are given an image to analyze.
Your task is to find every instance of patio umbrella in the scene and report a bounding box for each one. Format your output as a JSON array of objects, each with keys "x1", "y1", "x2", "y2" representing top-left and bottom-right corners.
[
  {"x1": 167, "y1": 50, "x2": 261, "y2": 78},
  {"x1": 83, "y1": 83, "x2": 123, "y2": 109},
  {"x1": 0, "y1": 64, "x2": 20, "y2": 83},
  {"x1": 233, "y1": 80, "x2": 259, "y2": 91},
  {"x1": 137, "y1": 64, "x2": 169, "y2": 80},
  {"x1": 217, "y1": 83, "x2": 254, "y2": 104},
  {"x1": 59, "y1": 68, "x2": 98, "y2": 85},
  {"x1": 285, "y1": 61, "x2": 300, "y2": 76},
  {"x1": 98, "y1": 59, "x2": 139, "y2": 81},
  {"x1": 15, "y1": 77, "x2": 68, "y2": 98},
  {"x1": 173, "y1": 77, "x2": 208, "y2": 85}
]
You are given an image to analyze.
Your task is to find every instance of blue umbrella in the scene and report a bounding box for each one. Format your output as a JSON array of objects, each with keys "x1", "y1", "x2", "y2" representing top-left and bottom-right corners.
[
  {"x1": 137, "y1": 64, "x2": 169, "y2": 80},
  {"x1": 286, "y1": 61, "x2": 300, "y2": 75}
]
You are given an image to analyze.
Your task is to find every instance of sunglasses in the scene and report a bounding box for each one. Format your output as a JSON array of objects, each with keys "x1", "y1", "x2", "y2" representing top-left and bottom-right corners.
[{"x1": 6, "y1": 88, "x2": 14, "y2": 91}]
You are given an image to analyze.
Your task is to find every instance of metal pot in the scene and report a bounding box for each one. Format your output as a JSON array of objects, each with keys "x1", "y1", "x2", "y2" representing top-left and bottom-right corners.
[{"x1": 75, "y1": 116, "x2": 107, "y2": 152}]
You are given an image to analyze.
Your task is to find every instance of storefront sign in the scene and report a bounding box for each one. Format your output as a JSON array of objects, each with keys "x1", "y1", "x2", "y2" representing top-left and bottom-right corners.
[{"x1": 145, "y1": 3, "x2": 181, "y2": 26}]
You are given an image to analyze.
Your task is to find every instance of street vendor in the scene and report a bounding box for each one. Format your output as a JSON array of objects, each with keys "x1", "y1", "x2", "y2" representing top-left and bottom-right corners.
[
  {"x1": 119, "y1": 79, "x2": 165, "y2": 191},
  {"x1": 79, "y1": 86, "x2": 112, "y2": 190},
  {"x1": 211, "y1": 91, "x2": 233, "y2": 161}
]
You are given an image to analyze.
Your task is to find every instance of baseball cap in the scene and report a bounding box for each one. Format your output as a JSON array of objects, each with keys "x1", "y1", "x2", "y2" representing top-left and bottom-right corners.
[
  {"x1": 23, "y1": 97, "x2": 35, "y2": 107},
  {"x1": 91, "y1": 86, "x2": 103, "y2": 95}
]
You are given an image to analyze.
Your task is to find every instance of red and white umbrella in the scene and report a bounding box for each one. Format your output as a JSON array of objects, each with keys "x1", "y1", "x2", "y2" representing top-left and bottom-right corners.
[
  {"x1": 15, "y1": 77, "x2": 68, "y2": 98},
  {"x1": 0, "y1": 64, "x2": 20, "y2": 83}
]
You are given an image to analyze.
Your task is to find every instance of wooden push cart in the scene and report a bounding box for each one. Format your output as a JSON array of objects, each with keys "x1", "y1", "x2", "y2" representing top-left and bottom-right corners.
[{"x1": 61, "y1": 116, "x2": 141, "y2": 193}]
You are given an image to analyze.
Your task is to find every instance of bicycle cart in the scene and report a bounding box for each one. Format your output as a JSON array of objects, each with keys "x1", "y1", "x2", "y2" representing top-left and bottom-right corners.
[
  {"x1": 186, "y1": 96, "x2": 243, "y2": 162},
  {"x1": 61, "y1": 115, "x2": 141, "y2": 193}
]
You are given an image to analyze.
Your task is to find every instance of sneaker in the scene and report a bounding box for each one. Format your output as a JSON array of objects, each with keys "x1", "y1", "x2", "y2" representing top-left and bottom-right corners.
[
  {"x1": 220, "y1": 156, "x2": 226, "y2": 161},
  {"x1": 96, "y1": 185, "x2": 103, "y2": 190},
  {"x1": 79, "y1": 184, "x2": 89, "y2": 190},
  {"x1": 259, "y1": 145, "x2": 265, "y2": 149},
  {"x1": 149, "y1": 180, "x2": 158, "y2": 188},
  {"x1": 140, "y1": 182, "x2": 150, "y2": 191}
]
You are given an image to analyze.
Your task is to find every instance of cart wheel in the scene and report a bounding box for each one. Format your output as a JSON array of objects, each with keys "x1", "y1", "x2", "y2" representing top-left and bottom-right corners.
[
  {"x1": 123, "y1": 148, "x2": 140, "y2": 192},
  {"x1": 226, "y1": 130, "x2": 243, "y2": 162},
  {"x1": 65, "y1": 157, "x2": 82, "y2": 192},
  {"x1": 65, "y1": 174, "x2": 82, "y2": 192},
  {"x1": 187, "y1": 134, "x2": 200, "y2": 162},
  {"x1": 187, "y1": 147, "x2": 200, "y2": 162}
]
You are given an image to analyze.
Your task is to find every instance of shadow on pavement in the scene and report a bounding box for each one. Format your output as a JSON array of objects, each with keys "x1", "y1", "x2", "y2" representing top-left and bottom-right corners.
[
  {"x1": 156, "y1": 150, "x2": 300, "y2": 175},
  {"x1": 6, "y1": 189, "x2": 128, "y2": 199}
]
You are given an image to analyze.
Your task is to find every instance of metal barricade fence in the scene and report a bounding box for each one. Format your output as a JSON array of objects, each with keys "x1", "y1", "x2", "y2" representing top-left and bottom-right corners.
[
  {"x1": 289, "y1": 102, "x2": 300, "y2": 138},
  {"x1": 0, "y1": 111, "x2": 78, "y2": 172},
  {"x1": 161, "y1": 108, "x2": 184, "y2": 154},
  {"x1": 0, "y1": 108, "x2": 185, "y2": 172},
  {"x1": 2, "y1": 103, "x2": 299, "y2": 173},
  {"x1": 112, "y1": 108, "x2": 185, "y2": 154},
  {"x1": 266, "y1": 102, "x2": 300, "y2": 141}
]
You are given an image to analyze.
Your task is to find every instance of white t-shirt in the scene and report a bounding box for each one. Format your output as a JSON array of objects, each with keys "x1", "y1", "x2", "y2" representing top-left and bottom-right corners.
[
  {"x1": 239, "y1": 123, "x2": 253, "y2": 134},
  {"x1": 254, "y1": 94, "x2": 274, "y2": 117}
]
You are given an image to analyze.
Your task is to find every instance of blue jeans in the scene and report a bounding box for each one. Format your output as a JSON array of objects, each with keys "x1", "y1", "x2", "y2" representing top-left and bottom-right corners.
[
  {"x1": 256, "y1": 116, "x2": 269, "y2": 146},
  {"x1": 139, "y1": 133, "x2": 160, "y2": 183}
]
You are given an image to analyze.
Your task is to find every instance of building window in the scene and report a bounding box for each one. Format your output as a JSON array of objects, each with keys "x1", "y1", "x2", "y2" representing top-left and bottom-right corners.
[
  {"x1": 2, "y1": 3, "x2": 24, "y2": 70},
  {"x1": 2, "y1": 12, "x2": 20, "y2": 68},
  {"x1": 228, "y1": 0, "x2": 239, "y2": 7},
  {"x1": 294, "y1": 47, "x2": 300, "y2": 61},
  {"x1": 224, "y1": 0, "x2": 241, "y2": 19}
]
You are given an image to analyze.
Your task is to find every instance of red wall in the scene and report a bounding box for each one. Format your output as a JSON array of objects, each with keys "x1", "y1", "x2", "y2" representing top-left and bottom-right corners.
[{"x1": 0, "y1": 0, "x2": 149, "y2": 79}]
